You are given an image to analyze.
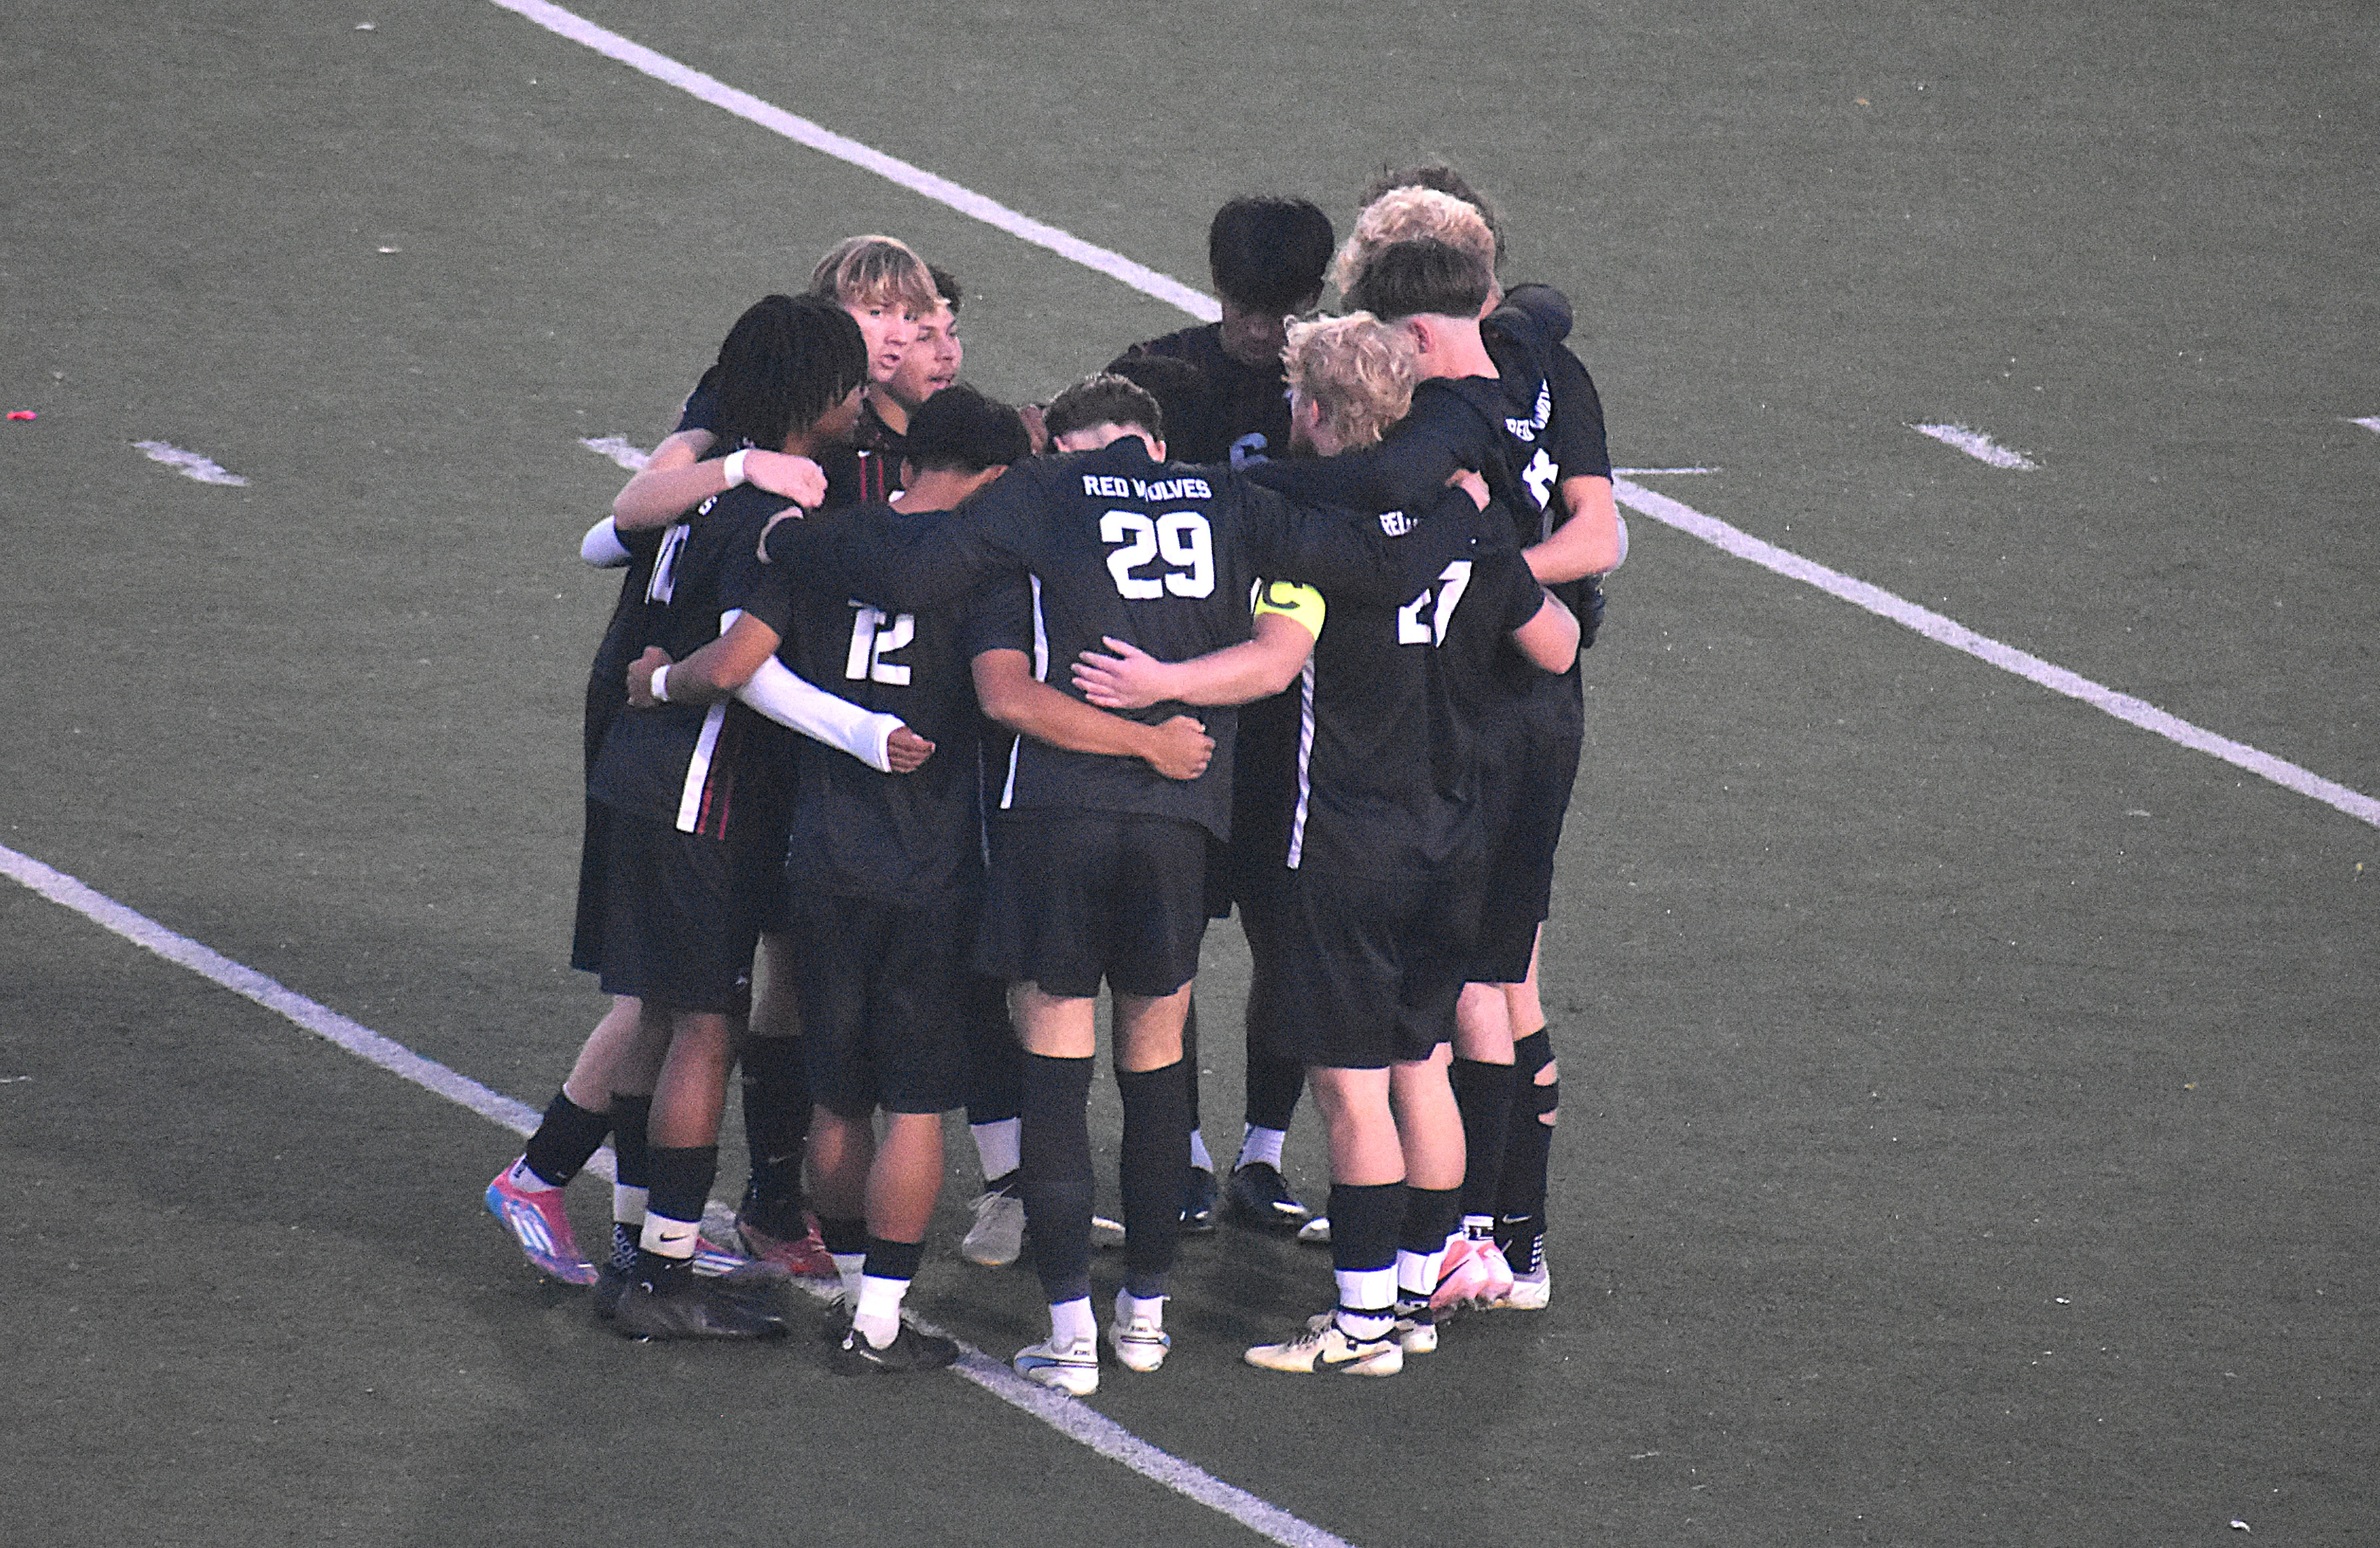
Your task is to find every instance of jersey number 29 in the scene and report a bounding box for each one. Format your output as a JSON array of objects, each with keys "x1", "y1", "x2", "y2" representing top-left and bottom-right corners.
[{"x1": 1102, "y1": 510, "x2": 1215, "y2": 599}]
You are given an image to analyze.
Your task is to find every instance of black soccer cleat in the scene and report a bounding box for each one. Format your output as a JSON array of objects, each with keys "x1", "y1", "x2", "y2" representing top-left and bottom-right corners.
[
  {"x1": 1225, "y1": 1162, "x2": 1312, "y2": 1232},
  {"x1": 1182, "y1": 1165, "x2": 1218, "y2": 1233},
  {"x1": 610, "y1": 1276, "x2": 791, "y2": 1341},
  {"x1": 830, "y1": 1319, "x2": 960, "y2": 1375}
]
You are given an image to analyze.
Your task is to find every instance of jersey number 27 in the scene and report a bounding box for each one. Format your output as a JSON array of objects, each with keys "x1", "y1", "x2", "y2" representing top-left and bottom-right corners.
[{"x1": 1396, "y1": 561, "x2": 1474, "y2": 647}]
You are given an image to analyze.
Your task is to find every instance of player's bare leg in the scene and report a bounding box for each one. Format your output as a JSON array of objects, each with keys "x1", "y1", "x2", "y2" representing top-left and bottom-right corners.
[{"x1": 1247, "y1": 1065, "x2": 1408, "y2": 1374}]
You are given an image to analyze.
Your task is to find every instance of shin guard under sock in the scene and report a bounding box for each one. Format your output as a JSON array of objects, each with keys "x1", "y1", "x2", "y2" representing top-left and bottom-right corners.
[
  {"x1": 1019, "y1": 1052, "x2": 1097, "y2": 1305},
  {"x1": 1117, "y1": 1058, "x2": 1189, "y2": 1298},
  {"x1": 608, "y1": 1092, "x2": 653, "y2": 1273},
  {"x1": 1327, "y1": 1181, "x2": 1402, "y2": 1339},
  {"x1": 1242, "y1": 1041, "x2": 1305, "y2": 1135},
  {"x1": 1451, "y1": 1057, "x2": 1518, "y2": 1220},
  {"x1": 521, "y1": 1089, "x2": 610, "y2": 1188},
  {"x1": 1496, "y1": 1029, "x2": 1557, "y2": 1264},
  {"x1": 739, "y1": 1035, "x2": 810, "y2": 1233},
  {"x1": 635, "y1": 1144, "x2": 717, "y2": 1291}
]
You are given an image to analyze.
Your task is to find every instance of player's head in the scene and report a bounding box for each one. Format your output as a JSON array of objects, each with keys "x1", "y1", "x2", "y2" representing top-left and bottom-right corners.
[
  {"x1": 1332, "y1": 187, "x2": 1500, "y2": 309},
  {"x1": 1345, "y1": 237, "x2": 1495, "y2": 326},
  {"x1": 898, "y1": 383, "x2": 1030, "y2": 502},
  {"x1": 885, "y1": 265, "x2": 965, "y2": 414},
  {"x1": 1044, "y1": 373, "x2": 1166, "y2": 459},
  {"x1": 1104, "y1": 354, "x2": 1208, "y2": 454},
  {"x1": 809, "y1": 235, "x2": 938, "y2": 385},
  {"x1": 1356, "y1": 162, "x2": 1506, "y2": 267},
  {"x1": 1207, "y1": 196, "x2": 1336, "y2": 369},
  {"x1": 710, "y1": 294, "x2": 872, "y2": 454},
  {"x1": 1282, "y1": 312, "x2": 1418, "y2": 457}
]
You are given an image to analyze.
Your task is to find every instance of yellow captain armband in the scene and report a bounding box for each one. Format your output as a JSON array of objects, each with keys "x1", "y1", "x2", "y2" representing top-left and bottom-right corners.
[{"x1": 1253, "y1": 579, "x2": 1326, "y2": 642}]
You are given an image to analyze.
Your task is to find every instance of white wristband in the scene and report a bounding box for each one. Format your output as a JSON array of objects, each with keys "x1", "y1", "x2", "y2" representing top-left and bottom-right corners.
[
  {"x1": 650, "y1": 664, "x2": 670, "y2": 703},
  {"x1": 721, "y1": 448, "x2": 750, "y2": 489}
]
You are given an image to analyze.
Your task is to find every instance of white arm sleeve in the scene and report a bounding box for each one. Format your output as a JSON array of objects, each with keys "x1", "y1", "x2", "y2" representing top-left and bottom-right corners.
[
  {"x1": 580, "y1": 516, "x2": 633, "y2": 569},
  {"x1": 735, "y1": 655, "x2": 902, "y2": 773}
]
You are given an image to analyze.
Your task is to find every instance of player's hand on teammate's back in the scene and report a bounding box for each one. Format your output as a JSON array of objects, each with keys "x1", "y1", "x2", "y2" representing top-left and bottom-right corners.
[
  {"x1": 885, "y1": 726, "x2": 936, "y2": 774},
  {"x1": 626, "y1": 646, "x2": 671, "y2": 708},
  {"x1": 1072, "y1": 636, "x2": 1172, "y2": 710},
  {"x1": 1146, "y1": 715, "x2": 1213, "y2": 781},
  {"x1": 744, "y1": 450, "x2": 829, "y2": 508},
  {"x1": 1446, "y1": 467, "x2": 1490, "y2": 510}
]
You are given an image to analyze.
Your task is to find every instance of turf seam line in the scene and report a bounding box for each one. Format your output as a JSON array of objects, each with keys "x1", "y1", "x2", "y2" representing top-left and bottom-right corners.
[
  {"x1": 1611, "y1": 478, "x2": 2380, "y2": 830},
  {"x1": 485, "y1": 0, "x2": 1220, "y2": 323},
  {"x1": 0, "y1": 839, "x2": 1363, "y2": 1548}
]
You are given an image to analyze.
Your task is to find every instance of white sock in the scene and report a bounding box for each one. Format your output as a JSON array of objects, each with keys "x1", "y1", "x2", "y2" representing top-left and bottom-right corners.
[
  {"x1": 612, "y1": 1184, "x2": 648, "y2": 1229},
  {"x1": 1333, "y1": 1266, "x2": 1396, "y2": 1341},
  {"x1": 854, "y1": 1274, "x2": 909, "y2": 1349},
  {"x1": 1188, "y1": 1129, "x2": 1214, "y2": 1173},
  {"x1": 1396, "y1": 1247, "x2": 1442, "y2": 1302},
  {"x1": 1049, "y1": 1296, "x2": 1097, "y2": 1348},
  {"x1": 639, "y1": 1212, "x2": 701, "y2": 1261},
  {"x1": 832, "y1": 1251, "x2": 867, "y2": 1304},
  {"x1": 971, "y1": 1118, "x2": 1021, "y2": 1183},
  {"x1": 507, "y1": 1156, "x2": 562, "y2": 1193},
  {"x1": 1114, "y1": 1287, "x2": 1165, "y2": 1329},
  {"x1": 1237, "y1": 1125, "x2": 1286, "y2": 1171},
  {"x1": 1462, "y1": 1212, "x2": 1495, "y2": 1240}
]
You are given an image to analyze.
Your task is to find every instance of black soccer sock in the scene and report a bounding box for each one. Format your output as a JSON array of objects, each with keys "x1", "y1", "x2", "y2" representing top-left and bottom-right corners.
[
  {"x1": 521, "y1": 1088, "x2": 611, "y2": 1188},
  {"x1": 739, "y1": 1035, "x2": 810, "y2": 1233},
  {"x1": 819, "y1": 1215, "x2": 870, "y2": 1258},
  {"x1": 1327, "y1": 1181, "x2": 1402, "y2": 1340},
  {"x1": 1019, "y1": 1052, "x2": 1097, "y2": 1306},
  {"x1": 634, "y1": 1144, "x2": 717, "y2": 1292},
  {"x1": 608, "y1": 1092, "x2": 653, "y2": 1273},
  {"x1": 1450, "y1": 1057, "x2": 1519, "y2": 1222},
  {"x1": 1180, "y1": 999, "x2": 1202, "y2": 1130},
  {"x1": 963, "y1": 974, "x2": 1022, "y2": 1127},
  {"x1": 1400, "y1": 1183, "x2": 1465, "y2": 1259},
  {"x1": 1496, "y1": 1029, "x2": 1558, "y2": 1268},
  {"x1": 1116, "y1": 1058, "x2": 1189, "y2": 1299},
  {"x1": 1243, "y1": 1044, "x2": 1305, "y2": 1136}
]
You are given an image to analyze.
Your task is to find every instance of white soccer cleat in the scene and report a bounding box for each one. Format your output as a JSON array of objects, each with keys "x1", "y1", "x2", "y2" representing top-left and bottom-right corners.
[
  {"x1": 961, "y1": 1187, "x2": 1026, "y2": 1267},
  {"x1": 1108, "y1": 1305, "x2": 1172, "y2": 1373},
  {"x1": 1246, "y1": 1315, "x2": 1403, "y2": 1376},
  {"x1": 1013, "y1": 1334, "x2": 1100, "y2": 1396},
  {"x1": 1492, "y1": 1259, "x2": 1550, "y2": 1311},
  {"x1": 1295, "y1": 1214, "x2": 1332, "y2": 1245}
]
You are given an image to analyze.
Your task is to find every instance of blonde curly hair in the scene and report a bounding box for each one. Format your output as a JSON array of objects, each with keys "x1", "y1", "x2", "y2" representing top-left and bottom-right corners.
[{"x1": 1283, "y1": 312, "x2": 1418, "y2": 450}]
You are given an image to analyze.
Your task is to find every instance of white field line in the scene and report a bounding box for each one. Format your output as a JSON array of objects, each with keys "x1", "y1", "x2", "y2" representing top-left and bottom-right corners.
[
  {"x1": 1610, "y1": 478, "x2": 2380, "y2": 829},
  {"x1": 486, "y1": 0, "x2": 1219, "y2": 323},
  {"x1": 2352, "y1": 416, "x2": 2380, "y2": 435},
  {"x1": 134, "y1": 440, "x2": 249, "y2": 485},
  {"x1": 0, "y1": 839, "x2": 1363, "y2": 1548},
  {"x1": 1908, "y1": 422, "x2": 2039, "y2": 470},
  {"x1": 579, "y1": 434, "x2": 650, "y2": 471},
  {"x1": 1611, "y1": 466, "x2": 1717, "y2": 476}
]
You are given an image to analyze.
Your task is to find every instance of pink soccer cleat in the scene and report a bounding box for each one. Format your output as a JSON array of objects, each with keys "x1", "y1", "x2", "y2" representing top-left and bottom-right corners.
[
  {"x1": 484, "y1": 1162, "x2": 599, "y2": 1285},
  {"x1": 1430, "y1": 1234, "x2": 1514, "y2": 1312}
]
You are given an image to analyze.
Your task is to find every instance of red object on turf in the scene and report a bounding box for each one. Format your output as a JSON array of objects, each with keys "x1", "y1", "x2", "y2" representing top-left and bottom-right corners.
[
  {"x1": 737, "y1": 1213, "x2": 838, "y2": 1278},
  {"x1": 6, "y1": 410, "x2": 35, "y2": 421}
]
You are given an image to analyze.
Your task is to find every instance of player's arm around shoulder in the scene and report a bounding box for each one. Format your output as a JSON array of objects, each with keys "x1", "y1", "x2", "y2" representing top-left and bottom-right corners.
[
  {"x1": 1070, "y1": 588, "x2": 1321, "y2": 710},
  {"x1": 971, "y1": 648, "x2": 1212, "y2": 782}
]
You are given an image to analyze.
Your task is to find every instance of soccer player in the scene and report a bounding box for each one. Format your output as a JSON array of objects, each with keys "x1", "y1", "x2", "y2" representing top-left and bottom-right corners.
[
  {"x1": 1075, "y1": 313, "x2": 1578, "y2": 1374},
  {"x1": 1336, "y1": 183, "x2": 1621, "y2": 1309},
  {"x1": 762, "y1": 372, "x2": 1395, "y2": 1390},
  {"x1": 1109, "y1": 195, "x2": 1334, "y2": 466},
  {"x1": 589, "y1": 294, "x2": 873, "y2": 1338}
]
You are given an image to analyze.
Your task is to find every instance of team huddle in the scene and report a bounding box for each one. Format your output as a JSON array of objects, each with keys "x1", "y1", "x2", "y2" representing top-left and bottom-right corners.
[{"x1": 482, "y1": 165, "x2": 1625, "y2": 1386}]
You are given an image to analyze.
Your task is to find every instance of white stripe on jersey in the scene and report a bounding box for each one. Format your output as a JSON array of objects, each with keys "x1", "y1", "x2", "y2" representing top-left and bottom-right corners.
[
  {"x1": 1284, "y1": 658, "x2": 1317, "y2": 870},
  {"x1": 675, "y1": 702, "x2": 729, "y2": 832},
  {"x1": 1001, "y1": 575, "x2": 1049, "y2": 812}
]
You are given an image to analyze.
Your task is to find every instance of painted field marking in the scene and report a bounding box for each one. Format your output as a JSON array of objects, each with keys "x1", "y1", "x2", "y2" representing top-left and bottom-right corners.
[
  {"x1": 1612, "y1": 466, "x2": 1717, "y2": 476},
  {"x1": 1908, "y1": 422, "x2": 2039, "y2": 470},
  {"x1": 2352, "y1": 416, "x2": 2380, "y2": 435},
  {"x1": 1610, "y1": 478, "x2": 2380, "y2": 829},
  {"x1": 579, "y1": 434, "x2": 650, "y2": 471},
  {"x1": 486, "y1": 0, "x2": 1218, "y2": 323},
  {"x1": 0, "y1": 839, "x2": 1362, "y2": 1548},
  {"x1": 134, "y1": 440, "x2": 249, "y2": 486}
]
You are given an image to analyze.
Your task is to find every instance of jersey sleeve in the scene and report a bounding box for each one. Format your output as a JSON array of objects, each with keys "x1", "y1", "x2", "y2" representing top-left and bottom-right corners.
[
  {"x1": 762, "y1": 498, "x2": 1014, "y2": 613},
  {"x1": 1550, "y1": 348, "x2": 1613, "y2": 482},
  {"x1": 673, "y1": 367, "x2": 719, "y2": 437},
  {"x1": 1240, "y1": 382, "x2": 1495, "y2": 513},
  {"x1": 1475, "y1": 545, "x2": 1555, "y2": 639},
  {"x1": 961, "y1": 570, "x2": 1036, "y2": 661}
]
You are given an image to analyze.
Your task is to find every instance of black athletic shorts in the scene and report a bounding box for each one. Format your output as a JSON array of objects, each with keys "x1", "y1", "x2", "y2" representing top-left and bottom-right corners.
[
  {"x1": 1242, "y1": 858, "x2": 1479, "y2": 1071},
  {"x1": 789, "y1": 892, "x2": 972, "y2": 1117},
  {"x1": 975, "y1": 811, "x2": 1209, "y2": 998},
  {"x1": 593, "y1": 806, "x2": 762, "y2": 1015},
  {"x1": 571, "y1": 795, "x2": 613, "y2": 975},
  {"x1": 1467, "y1": 707, "x2": 1584, "y2": 984}
]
